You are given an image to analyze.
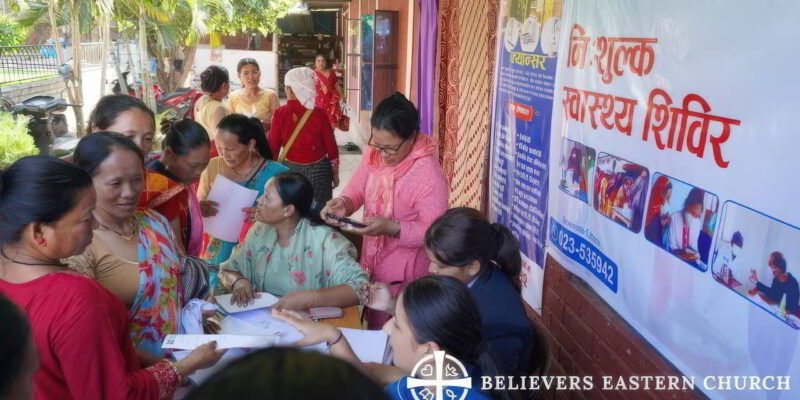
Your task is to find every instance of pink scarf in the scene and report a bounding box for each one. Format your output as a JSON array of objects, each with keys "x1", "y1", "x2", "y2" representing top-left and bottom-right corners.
[{"x1": 361, "y1": 134, "x2": 437, "y2": 276}]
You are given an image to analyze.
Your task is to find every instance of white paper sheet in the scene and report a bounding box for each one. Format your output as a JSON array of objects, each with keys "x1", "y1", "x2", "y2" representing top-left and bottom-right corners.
[
  {"x1": 339, "y1": 328, "x2": 390, "y2": 364},
  {"x1": 173, "y1": 348, "x2": 247, "y2": 386},
  {"x1": 220, "y1": 315, "x2": 281, "y2": 336},
  {"x1": 202, "y1": 174, "x2": 260, "y2": 242},
  {"x1": 162, "y1": 334, "x2": 277, "y2": 350},
  {"x1": 215, "y1": 292, "x2": 280, "y2": 313}
]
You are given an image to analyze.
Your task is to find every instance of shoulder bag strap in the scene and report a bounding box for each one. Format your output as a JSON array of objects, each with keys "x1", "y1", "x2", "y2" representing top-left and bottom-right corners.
[{"x1": 278, "y1": 108, "x2": 314, "y2": 163}]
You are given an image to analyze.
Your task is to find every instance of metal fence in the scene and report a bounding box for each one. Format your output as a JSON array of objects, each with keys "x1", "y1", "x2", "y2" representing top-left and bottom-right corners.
[{"x1": 0, "y1": 45, "x2": 60, "y2": 85}]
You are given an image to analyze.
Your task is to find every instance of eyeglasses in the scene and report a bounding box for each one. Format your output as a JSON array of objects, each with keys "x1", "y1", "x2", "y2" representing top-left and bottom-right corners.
[{"x1": 368, "y1": 133, "x2": 416, "y2": 156}]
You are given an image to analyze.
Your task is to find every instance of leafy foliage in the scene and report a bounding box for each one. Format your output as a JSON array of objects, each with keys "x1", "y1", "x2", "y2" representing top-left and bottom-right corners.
[
  {"x1": 0, "y1": 14, "x2": 30, "y2": 46},
  {"x1": 207, "y1": 0, "x2": 297, "y2": 36},
  {"x1": 0, "y1": 112, "x2": 38, "y2": 169}
]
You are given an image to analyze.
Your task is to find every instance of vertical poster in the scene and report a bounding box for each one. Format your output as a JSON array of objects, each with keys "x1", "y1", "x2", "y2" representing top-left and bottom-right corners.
[
  {"x1": 489, "y1": 0, "x2": 563, "y2": 312},
  {"x1": 547, "y1": 1, "x2": 800, "y2": 398}
]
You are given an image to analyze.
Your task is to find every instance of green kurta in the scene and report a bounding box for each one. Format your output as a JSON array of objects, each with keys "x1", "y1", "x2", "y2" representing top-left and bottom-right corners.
[{"x1": 220, "y1": 218, "x2": 368, "y2": 297}]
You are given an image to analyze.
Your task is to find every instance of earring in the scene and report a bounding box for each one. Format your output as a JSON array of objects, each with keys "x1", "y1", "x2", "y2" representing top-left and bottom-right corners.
[{"x1": 37, "y1": 238, "x2": 46, "y2": 246}]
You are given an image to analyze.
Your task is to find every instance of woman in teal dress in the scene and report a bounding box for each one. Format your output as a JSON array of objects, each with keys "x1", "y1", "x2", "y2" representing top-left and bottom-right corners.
[
  {"x1": 219, "y1": 172, "x2": 368, "y2": 310},
  {"x1": 197, "y1": 114, "x2": 288, "y2": 266}
]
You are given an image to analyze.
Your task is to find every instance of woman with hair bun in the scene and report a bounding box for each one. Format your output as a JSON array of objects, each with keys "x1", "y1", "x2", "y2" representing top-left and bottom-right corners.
[
  {"x1": 146, "y1": 118, "x2": 211, "y2": 256},
  {"x1": 0, "y1": 156, "x2": 223, "y2": 399},
  {"x1": 195, "y1": 65, "x2": 231, "y2": 157},
  {"x1": 367, "y1": 207, "x2": 534, "y2": 376},
  {"x1": 197, "y1": 114, "x2": 288, "y2": 265}
]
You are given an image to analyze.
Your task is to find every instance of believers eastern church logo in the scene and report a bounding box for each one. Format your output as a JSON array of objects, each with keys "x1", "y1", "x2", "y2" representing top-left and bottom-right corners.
[{"x1": 407, "y1": 351, "x2": 472, "y2": 400}]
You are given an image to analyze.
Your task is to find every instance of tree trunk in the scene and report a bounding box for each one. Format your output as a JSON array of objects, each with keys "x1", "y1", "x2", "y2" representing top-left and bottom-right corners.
[
  {"x1": 138, "y1": 4, "x2": 155, "y2": 111},
  {"x1": 155, "y1": 46, "x2": 197, "y2": 93},
  {"x1": 69, "y1": 1, "x2": 85, "y2": 136},
  {"x1": 47, "y1": 0, "x2": 82, "y2": 136},
  {"x1": 99, "y1": 14, "x2": 110, "y2": 98}
]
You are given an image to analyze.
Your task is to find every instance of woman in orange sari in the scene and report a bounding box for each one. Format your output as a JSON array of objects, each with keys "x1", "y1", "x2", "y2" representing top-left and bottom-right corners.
[
  {"x1": 87, "y1": 95, "x2": 192, "y2": 252},
  {"x1": 145, "y1": 118, "x2": 211, "y2": 256},
  {"x1": 313, "y1": 54, "x2": 343, "y2": 129}
]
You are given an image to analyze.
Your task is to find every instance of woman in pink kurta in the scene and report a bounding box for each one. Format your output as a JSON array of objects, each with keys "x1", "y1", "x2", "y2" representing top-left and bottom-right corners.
[{"x1": 321, "y1": 92, "x2": 449, "y2": 329}]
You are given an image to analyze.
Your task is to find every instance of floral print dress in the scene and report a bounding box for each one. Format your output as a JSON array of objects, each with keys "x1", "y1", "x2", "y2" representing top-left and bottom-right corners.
[{"x1": 219, "y1": 218, "x2": 368, "y2": 297}]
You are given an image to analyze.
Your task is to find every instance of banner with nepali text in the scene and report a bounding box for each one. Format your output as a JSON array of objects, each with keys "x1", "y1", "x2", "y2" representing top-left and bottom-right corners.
[{"x1": 547, "y1": 1, "x2": 800, "y2": 398}]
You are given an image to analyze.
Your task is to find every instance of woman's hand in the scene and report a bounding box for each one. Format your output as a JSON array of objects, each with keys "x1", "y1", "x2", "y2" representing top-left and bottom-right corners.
[
  {"x1": 274, "y1": 291, "x2": 315, "y2": 311},
  {"x1": 242, "y1": 207, "x2": 257, "y2": 223},
  {"x1": 350, "y1": 216, "x2": 400, "y2": 237},
  {"x1": 365, "y1": 282, "x2": 393, "y2": 312},
  {"x1": 231, "y1": 278, "x2": 260, "y2": 307},
  {"x1": 174, "y1": 341, "x2": 226, "y2": 376},
  {"x1": 320, "y1": 198, "x2": 347, "y2": 226},
  {"x1": 200, "y1": 200, "x2": 219, "y2": 217},
  {"x1": 332, "y1": 174, "x2": 340, "y2": 189},
  {"x1": 272, "y1": 309, "x2": 341, "y2": 346}
]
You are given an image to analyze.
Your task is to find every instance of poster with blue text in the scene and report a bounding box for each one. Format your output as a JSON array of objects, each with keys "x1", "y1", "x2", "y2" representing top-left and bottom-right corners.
[
  {"x1": 489, "y1": 0, "x2": 564, "y2": 312},
  {"x1": 547, "y1": 1, "x2": 800, "y2": 398}
]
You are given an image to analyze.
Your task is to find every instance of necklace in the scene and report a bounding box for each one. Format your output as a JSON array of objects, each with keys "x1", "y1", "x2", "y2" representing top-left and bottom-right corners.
[
  {"x1": 96, "y1": 215, "x2": 138, "y2": 243},
  {"x1": 0, "y1": 247, "x2": 66, "y2": 267},
  {"x1": 229, "y1": 156, "x2": 261, "y2": 180}
]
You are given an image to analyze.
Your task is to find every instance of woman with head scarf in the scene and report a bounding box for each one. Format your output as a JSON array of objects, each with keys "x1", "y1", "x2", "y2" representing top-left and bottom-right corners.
[{"x1": 268, "y1": 67, "x2": 339, "y2": 209}]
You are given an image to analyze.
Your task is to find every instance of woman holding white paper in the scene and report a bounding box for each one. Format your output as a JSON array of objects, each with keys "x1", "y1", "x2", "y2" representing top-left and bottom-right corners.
[
  {"x1": 67, "y1": 133, "x2": 187, "y2": 358},
  {"x1": 219, "y1": 172, "x2": 367, "y2": 310},
  {"x1": 197, "y1": 114, "x2": 288, "y2": 265}
]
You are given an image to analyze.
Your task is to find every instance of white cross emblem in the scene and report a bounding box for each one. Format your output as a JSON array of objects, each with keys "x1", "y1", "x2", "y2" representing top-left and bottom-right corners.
[{"x1": 407, "y1": 351, "x2": 472, "y2": 400}]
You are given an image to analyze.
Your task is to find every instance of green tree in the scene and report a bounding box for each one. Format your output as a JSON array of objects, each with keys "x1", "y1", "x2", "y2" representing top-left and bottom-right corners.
[
  {"x1": 0, "y1": 14, "x2": 30, "y2": 46},
  {"x1": 207, "y1": 0, "x2": 296, "y2": 36}
]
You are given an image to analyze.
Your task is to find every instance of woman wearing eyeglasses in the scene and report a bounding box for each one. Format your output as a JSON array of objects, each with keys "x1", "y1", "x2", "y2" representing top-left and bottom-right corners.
[{"x1": 321, "y1": 92, "x2": 448, "y2": 329}]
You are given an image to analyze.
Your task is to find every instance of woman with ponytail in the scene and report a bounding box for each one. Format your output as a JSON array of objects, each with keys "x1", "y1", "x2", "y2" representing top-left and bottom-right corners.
[
  {"x1": 196, "y1": 114, "x2": 288, "y2": 265},
  {"x1": 368, "y1": 207, "x2": 533, "y2": 376},
  {"x1": 274, "y1": 275, "x2": 514, "y2": 400}
]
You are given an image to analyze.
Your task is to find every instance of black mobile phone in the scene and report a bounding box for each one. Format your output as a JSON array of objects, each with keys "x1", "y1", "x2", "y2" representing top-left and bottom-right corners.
[{"x1": 326, "y1": 213, "x2": 368, "y2": 229}]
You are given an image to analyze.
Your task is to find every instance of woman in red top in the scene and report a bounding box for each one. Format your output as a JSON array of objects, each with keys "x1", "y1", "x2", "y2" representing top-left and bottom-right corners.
[
  {"x1": 269, "y1": 66, "x2": 339, "y2": 208},
  {"x1": 313, "y1": 54, "x2": 343, "y2": 129},
  {"x1": 0, "y1": 156, "x2": 223, "y2": 400}
]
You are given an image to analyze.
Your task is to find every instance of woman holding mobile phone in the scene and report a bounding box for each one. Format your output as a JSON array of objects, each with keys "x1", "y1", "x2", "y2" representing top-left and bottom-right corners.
[{"x1": 320, "y1": 93, "x2": 448, "y2": 329}]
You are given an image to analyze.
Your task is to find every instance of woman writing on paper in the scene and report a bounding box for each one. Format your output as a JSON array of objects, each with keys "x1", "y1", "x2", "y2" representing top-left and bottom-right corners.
[
  {"x1": 228, "y1": 58, "x2": 279, "y2": 133},
  {"x1": 68, "y1": 133, "x2": 186, "y2": 357},
  {"x1": 1, "y1": 156, "x2": 223, "y2": 399},
  {"x1": 197, "y1": 114, "x2": 288, "y2": 265},
  {"x1": 320, "y1": 93, "x2": 448, "y2": 329},
  {"x1": 664, "y1": 187, "x2": 705, "y2": 262},
  {"x1": 366, "y1": 207, "x2": 533, "y2": 376},
  {"x1": 269, "y1": 67, "x2": 339, "y2": 208},
  {"x1": 274, "y1": 275, "x2": 511, "y2": 400},
  {"x1": 219, "y1": 172, "x2": 367, "y2": 310}
]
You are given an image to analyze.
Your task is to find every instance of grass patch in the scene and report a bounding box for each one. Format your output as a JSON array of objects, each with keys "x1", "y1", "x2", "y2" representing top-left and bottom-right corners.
[{"x1": 0, "y1": 69, "x2": 58, "y2": 86}]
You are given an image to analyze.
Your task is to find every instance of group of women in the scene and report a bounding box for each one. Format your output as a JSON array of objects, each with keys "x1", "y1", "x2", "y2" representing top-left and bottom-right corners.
[{"x1": 0, "y1": 56, "x2": 541, "y2": 400}]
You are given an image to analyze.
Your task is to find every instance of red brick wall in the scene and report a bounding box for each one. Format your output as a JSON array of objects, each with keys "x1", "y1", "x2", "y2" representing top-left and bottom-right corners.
[{"x1": 535, "y1": 256, "x2": 706, "y2": 400}]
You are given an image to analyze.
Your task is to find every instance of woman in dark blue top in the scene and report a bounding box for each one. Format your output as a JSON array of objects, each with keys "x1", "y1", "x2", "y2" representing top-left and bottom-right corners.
[
  {"x1": 368, "y1": 207, "x2": 534, "y2": 376},
  {"x1": 274, "y1": 275, "x2": 513, "y2": 399}
]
